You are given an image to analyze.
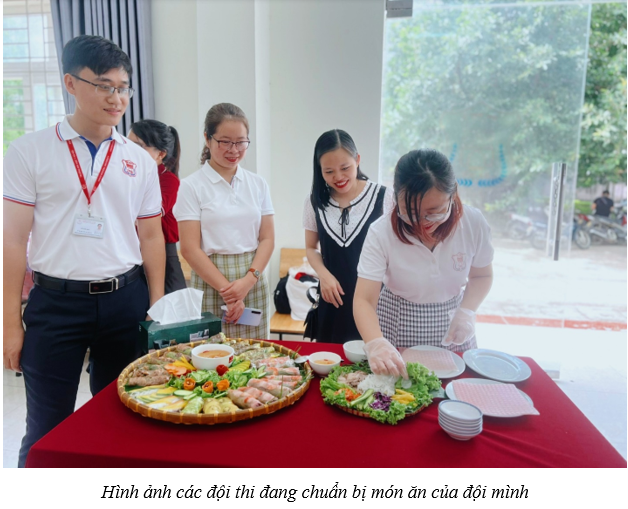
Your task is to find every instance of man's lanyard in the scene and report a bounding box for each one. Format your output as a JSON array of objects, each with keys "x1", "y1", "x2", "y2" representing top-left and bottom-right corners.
[{"x1": 67, "y1": 139, "x2": 115, "y2": 216}]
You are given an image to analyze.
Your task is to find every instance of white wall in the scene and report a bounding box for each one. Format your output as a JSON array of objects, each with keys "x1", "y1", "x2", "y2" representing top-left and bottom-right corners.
[
  {"x1": 152, "y1": 0, "x2": 386, "y2": 295},
  {"x1": 268, "y1": 0, "x2": 386, "y2": 278},
  {"x1": 151, "y1": 0, "x2": 200, "y2": 177}
]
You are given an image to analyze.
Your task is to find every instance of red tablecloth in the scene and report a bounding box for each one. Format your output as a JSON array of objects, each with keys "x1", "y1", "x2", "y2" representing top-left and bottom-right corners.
[{"x1": 26, "y1": 341, "x2": 626, "y2": 468}]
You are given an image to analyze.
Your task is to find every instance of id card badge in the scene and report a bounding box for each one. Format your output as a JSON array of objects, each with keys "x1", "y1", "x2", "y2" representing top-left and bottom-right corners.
[{"x1": 73, "y1": 214, "x2": 106, "y2": 238}]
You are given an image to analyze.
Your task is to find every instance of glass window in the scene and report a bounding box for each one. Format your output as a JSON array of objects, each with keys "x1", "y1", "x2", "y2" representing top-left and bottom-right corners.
[
  {"x1": 379, "y1": 0, "x2": 593, "y2": 324},
  {"x1": 3, "y1": 0, "x2": 65, "y2": 155}
]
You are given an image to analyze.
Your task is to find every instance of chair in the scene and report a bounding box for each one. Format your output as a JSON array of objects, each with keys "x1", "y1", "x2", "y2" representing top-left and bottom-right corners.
[{"x1": 269, "y1": 248, "x2": 307, "y2": 340}]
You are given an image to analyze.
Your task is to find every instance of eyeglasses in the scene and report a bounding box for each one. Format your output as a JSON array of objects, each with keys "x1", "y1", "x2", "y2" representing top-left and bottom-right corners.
[
  {"x1": 70, "y1": 74, "x2": 134, "y2": 98},
  {"x1": 397, "y1": 198, "x2": 453, "y2": 224},
  {"x1": 209, "y1": 136, "x2": 251, "y2": 151}
]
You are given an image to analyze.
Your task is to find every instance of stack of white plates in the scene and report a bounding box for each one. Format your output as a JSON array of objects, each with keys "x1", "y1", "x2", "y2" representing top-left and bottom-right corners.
[{"x1": 438, "y1": 400, "x2": 483, "y2": 441}]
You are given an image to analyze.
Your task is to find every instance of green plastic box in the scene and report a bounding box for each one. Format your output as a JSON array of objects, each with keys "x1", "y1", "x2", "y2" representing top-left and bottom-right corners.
[{"x1": 139, "y1": 312, "x2": 222, "y2": 353}]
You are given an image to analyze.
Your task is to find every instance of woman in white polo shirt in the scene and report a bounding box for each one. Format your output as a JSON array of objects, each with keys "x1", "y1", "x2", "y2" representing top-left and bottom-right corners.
[
  {"x1": 174, "y1": 103, "x2": 274, "y2": 339},
  {"x1": 354, "y1": 149, "x2": 494, "y2": 377}
]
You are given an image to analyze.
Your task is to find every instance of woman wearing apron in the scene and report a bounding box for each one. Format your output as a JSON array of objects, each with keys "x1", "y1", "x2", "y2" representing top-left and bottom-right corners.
[
  {"x1": 354, "y1": 149, "x2": 494, "y2": 377},
  {"x1": 174, "y1": 103, "x2": 275, "y2": 338},
  {"x1": 128, "y1": 119, "x2": 187, "y2": 294},
  {"x1": 303, "y1": 129, "x2": 394, "y2": 343}
]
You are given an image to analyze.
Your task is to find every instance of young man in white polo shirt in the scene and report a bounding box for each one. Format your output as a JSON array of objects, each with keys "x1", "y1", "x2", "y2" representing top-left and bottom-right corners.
[{"x1": 3, "y1": 35, "x2": 165, "y2": 467}]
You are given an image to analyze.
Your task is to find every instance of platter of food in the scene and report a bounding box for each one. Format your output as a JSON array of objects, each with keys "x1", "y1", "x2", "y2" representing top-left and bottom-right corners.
[
  {"x1": 320, "y1": 361, "x2": 442, "y2": 425},
  {"x1": 118, "y1": 333, "x2": 312, "y2": 424}
]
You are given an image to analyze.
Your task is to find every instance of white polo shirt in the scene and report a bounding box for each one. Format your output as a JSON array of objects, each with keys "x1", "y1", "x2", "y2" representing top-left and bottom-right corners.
[
  {"x1": 173, "y1": 162, "x2": 274, "y2": 255},
  {"x1": 3, "y1": 116, "x2": 162, "y2": 280},
  {"x1": 357, "y1": 205, "x2": 494, "y2": 304}
]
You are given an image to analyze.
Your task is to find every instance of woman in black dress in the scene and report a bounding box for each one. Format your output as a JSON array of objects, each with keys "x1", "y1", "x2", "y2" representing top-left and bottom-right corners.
[{"x1": 303, "y1": 129, "x2": 394, "y2": 343}]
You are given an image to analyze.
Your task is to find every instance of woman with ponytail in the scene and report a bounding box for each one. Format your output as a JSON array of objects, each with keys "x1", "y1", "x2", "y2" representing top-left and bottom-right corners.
[
  {"x1": 173, "y1": 103, "x2": 275, "y2": 339},
  {"x1": 129, "y1": 119, "x2": 186, "y2": 293}
]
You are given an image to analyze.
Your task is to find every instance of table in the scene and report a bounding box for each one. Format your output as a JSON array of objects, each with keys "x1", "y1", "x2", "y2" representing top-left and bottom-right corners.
[{"x1": 26, "y1": 341, "x2": 626, "y2": 468}]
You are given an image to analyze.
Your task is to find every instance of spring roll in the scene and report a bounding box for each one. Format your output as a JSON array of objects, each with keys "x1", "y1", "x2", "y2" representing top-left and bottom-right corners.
[
  {"x1": 227, "y1": 389, "x2": 264, "y2": 409},
  {"x1": 265, "y1": 375, "x2": 302, "y2": 382},
  {"x1": 218, "y1": 397, "x2": 239, "y2": 412},
  {"x1": 255, "y1": 356, "x2": 294, "y2": 369},
  {"x1": 263, "y1": 367, "x2": 301, "y2": 376},
  {"x1": 240, "y1": 347, "x2": 275, "y2": 362},
  {"x1": 203, "y1": 399, "x2": 223, "y2": 414},
  {"x1": 240, "y1": 386, "x2": 277, "y2": 404},
  {"x1": 247, "y1": 379, "x2": 293, "y2": 398},
  {"x1": 127, "y1": 374, "x2": 170, "y2": 387}
]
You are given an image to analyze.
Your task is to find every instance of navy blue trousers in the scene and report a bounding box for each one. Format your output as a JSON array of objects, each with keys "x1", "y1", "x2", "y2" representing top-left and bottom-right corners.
[{"x1": 18, "y1": 275, "x2": 149, "y2": 467}]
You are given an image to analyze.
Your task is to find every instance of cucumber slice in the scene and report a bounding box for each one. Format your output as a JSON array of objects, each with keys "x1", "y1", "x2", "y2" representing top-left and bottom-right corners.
[{"x1": 173, "y1": 390, "x2": 194, "y2": 397}]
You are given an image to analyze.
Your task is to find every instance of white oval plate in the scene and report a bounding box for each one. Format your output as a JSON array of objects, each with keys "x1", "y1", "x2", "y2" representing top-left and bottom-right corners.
[
  {"x1": 462, "y1": 349, "x2": 531, "y2": 383},
  {"x1": 402, "y1": 345, "x2": 465, "y2": 379},
  {"x1": 445, "y1": 378, "x2": 534, "y2": 418}
]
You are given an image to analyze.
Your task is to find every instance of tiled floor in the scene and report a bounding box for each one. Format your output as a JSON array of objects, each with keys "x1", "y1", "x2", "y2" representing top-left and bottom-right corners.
[
  {"x1": 3, "y1": 352, "x2": 93, "y2": 468},
  {"x1": 3, "y1": 325, "x2": 626, "y2": 467}
]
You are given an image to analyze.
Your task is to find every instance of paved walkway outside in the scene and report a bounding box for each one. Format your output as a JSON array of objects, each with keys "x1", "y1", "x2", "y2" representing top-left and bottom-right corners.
[{"x1": 482, "y1": 237, "x2": 626, "y2": 327}]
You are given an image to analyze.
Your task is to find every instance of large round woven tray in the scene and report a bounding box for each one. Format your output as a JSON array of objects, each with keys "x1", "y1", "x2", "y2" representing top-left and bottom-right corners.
[{"x1": 118, "y1": 339, "x2": 312, "y2": 425}]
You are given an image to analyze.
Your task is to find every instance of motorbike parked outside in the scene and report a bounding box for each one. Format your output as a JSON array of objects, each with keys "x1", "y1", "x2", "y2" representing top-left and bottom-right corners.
[
  {"x1": 504, "y1": 206, "x2": 549, "y2": 241},
  {"x1": 530, "y1": 216, "x2": 591, "y2": 250},
  {"x1": 505, "y1": 212, "x2": 533, "y2": 240},
  {"x1": 584, "y1": 212, "x2": 627, "y2": 245}
]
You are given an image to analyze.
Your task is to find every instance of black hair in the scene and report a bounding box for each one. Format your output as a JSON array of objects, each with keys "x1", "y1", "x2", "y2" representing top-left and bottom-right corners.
[
  {"x1": 392, "y1": 148, "x2": 462, "y2": 244},
  {"x1": 62, "y1": 35, "x2": 132, "y2": 77},
  {"x1": 310, "y1": 129, "x2": 367, "y2": 210},
  {"x1": 130, "y1": 119, "x2": 181, "y2": 177},
  {"x1": 602, "y1": 190, "x2": 610, "y2": 195}
]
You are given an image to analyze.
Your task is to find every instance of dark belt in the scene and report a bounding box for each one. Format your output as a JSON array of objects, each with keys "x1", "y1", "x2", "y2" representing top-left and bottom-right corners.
[{"x1": 33, "y1": 265, "x2": 142, "y2": 294}]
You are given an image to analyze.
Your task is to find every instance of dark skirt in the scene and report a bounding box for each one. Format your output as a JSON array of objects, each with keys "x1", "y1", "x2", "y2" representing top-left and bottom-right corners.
[
  {"x1": 316, "y1": 290, "x2": 361, "y2": 344},
  {"x1": 165, "y1": 243, "x2": 187, "y2": 294}
]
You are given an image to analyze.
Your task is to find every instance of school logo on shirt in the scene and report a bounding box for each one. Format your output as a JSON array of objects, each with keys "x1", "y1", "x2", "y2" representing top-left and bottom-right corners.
[
  {"x1": 452, "y1": 252, "x2": 467, "y2": 271},
  {"x1": 122, "y1": 159, "x2": 137, "y2": 177}
]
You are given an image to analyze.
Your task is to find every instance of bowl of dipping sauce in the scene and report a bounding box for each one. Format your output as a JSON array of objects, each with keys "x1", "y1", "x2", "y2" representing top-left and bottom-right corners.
[
  {"x1": 191, "y1": 344, "x2": 235, "y2": 371},
  {"x1": 308, "y1": 351, "x2": 342, "y2": 376},
  {"x1": 343, "y1": 340, "x2": 367, "y2": 363}
]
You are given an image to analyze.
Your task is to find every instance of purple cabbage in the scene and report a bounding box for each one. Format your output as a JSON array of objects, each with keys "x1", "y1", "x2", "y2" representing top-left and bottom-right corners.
[{"x1": 370, "y1": 391, "x2": 392, "y2": 412}]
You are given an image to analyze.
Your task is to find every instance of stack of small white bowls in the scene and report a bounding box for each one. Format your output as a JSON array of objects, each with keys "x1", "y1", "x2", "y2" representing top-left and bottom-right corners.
[{"x1": 438, "y1": 400, "x2": 483, "y2": 441}]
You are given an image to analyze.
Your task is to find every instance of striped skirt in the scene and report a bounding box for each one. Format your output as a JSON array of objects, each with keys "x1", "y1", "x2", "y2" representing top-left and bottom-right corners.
[
  {"x1": 377, "y1": 286, "x2": 477, "y2": 353},
  {"x1": 190, "y1": 251, "x2": 270, "y2": 340}
]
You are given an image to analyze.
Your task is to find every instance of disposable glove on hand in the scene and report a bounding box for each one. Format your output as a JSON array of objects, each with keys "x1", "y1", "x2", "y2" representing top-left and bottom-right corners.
[
  {"x1": 441, "y1": 307, "x2": 476, "y2": 346},
  {"x1": 363, "y1": 337, "x2": 408, "y2": 379}
]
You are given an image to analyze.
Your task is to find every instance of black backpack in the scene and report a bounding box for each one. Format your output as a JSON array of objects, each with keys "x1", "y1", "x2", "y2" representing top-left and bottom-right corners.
[{"x1": 273, "y1": 275, "x2": 291, "y2": 314}]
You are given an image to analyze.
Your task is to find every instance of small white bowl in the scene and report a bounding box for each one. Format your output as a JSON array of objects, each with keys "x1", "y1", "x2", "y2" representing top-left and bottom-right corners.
[
  {"x1": 443, "y1": 430, "x2": 481, "y2": 441},
  {"x1": 439, "y1": 400, "x2": 483, "y2": 421},
  {"x1": 439, "y1": 417, "x2": 482, "y2": 432},
  {"x1": 308, "y1": 351, "x2": 342, "y2": 376},
  {"x1": 343, "y1": 340, "x2": 367, "y2": 363},
  {"x1": 191, "y1": 344, "x2": 235, "y2": 371},
  {"x1": 439, "y1": 418, "x2": 482, "y2": 434}
]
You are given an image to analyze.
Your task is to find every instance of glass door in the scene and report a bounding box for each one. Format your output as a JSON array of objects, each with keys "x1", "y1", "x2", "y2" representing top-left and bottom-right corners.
[{"x1": 380, "y1": 0, "x2": 592, "y2": 326}]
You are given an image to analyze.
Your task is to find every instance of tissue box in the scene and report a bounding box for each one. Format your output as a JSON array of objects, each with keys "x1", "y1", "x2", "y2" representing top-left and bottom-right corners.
[{"x1": 139, "y1": 312, "x2": 222, "y2": 353}]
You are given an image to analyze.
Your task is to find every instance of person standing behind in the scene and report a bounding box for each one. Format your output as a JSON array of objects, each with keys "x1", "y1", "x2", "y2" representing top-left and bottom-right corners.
[
  {"x1": 129, "y1": 119, "x2": 186, "y2": 293},
  {"x1": 174, "y1": 103, "x2": 274, "y2": 338},
  {"x1": 592, "y1": 190, "x2": 614, "y2": 218},
  {"x1": 303, "y1": 129, "x2": 394, "y2": 343},
  {"x1": 3, "y1": 35, "x2": 165, "y2": 467}
]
